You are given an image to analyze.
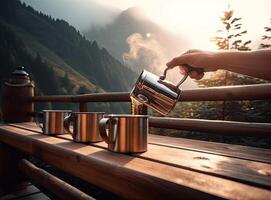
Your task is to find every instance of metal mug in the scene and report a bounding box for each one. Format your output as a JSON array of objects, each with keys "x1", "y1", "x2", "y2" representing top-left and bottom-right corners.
[
  {"x1": 64, "y1": 112, "x2": 105, "y2": 143},
  {"x1": 35, "y1": 110, "x2": 72, "y2": 135},
  {"x1": 99, "y1": 114, "x2": 148, "y2": 153},
  {"x1": 130, "y1": 65, "x2": 203, "y2": 116}
]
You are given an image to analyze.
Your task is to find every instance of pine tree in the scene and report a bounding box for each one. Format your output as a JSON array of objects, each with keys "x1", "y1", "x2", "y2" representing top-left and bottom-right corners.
[
  {"x1": 259, "y1": 19, "x2": 271, "y2": 49},
  {"x1": 196, "y1": 6, "x2": 255, "y2": 121},
  {"x1": 61, "y1": 72, "x2": 73, "y2": 94}
]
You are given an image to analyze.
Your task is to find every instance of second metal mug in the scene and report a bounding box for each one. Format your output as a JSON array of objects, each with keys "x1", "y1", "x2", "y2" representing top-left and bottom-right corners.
[
  {"x1": 99, "y1": 114, "x2": 148, "y2": 153},
  {"x1": 64, "y1": 112, "x2": 104, "y2": 143},
  {"x1": 35, "y1": 110, "x2": 72, "y2": 135}
]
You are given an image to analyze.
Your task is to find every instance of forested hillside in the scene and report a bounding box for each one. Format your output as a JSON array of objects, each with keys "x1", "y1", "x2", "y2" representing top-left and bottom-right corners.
[
  {"x1": 0, "y1": 0, "x2": 137, "y2": 92},
  {"x1": 0, "y1": 0, "x2": 137, "y2": 114}
]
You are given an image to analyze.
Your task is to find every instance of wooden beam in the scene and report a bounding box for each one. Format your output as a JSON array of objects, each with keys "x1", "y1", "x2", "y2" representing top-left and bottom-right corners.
[
  {"x1": 79, "y1": 102, "x2": 87, "y2": 112},
  {"x1": 19, "y1": 159, "x2": 95, "y2": 200},
  {"x1": 149, "y1": 117, "x2": 271, "y2": 137},
  {"x1": 29, "y1": 84, "x2": 271, "y2": 103},
  {"x1": 29, "y1": 92, "x2": 130, "y2": 103},
  {"x1": 0, "y1": 143, "x2": 25, "y2": 192},
  {"x1": 2, "y1": 125, "x2": 271, "y2": 199},
  {"x1": 180, "y1": 83, "x2": 271, "y2": 101}
]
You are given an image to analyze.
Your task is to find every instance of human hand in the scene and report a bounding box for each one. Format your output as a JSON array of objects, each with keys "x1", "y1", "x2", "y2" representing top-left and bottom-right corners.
[{"x1": 166, "y1": 49, "x2": 217, "y2": 80}]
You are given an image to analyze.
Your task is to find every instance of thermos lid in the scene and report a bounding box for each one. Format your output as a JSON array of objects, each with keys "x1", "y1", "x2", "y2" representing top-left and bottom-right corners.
[
  {"x1": 6, "y1": 66, "x2": 32, "y2": 85},
  {"x1": 12, "y1": 66, "x2": 29, "y2": 77}
]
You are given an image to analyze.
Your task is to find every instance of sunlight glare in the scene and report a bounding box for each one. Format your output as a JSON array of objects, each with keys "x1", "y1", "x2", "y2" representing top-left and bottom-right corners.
[{"x1": 96, "y1": 0, "x2": 271, "y2": 50}]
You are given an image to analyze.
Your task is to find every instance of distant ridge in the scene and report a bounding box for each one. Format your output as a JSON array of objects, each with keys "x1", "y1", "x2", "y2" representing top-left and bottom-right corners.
[{"x1": 0, "y1": 0, "x2": 137, "y2": 113}]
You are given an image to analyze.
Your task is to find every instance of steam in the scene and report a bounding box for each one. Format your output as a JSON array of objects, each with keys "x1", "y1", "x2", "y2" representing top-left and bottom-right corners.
[{"x1": 123, "y1": 33, "x2": 166, "y2": 74}]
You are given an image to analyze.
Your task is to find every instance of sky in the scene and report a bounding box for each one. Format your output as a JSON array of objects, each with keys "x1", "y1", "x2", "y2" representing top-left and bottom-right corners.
[
  {"x1": 24, "y1": 0, "x2": 270, "y2": 50},
  {"x1": 95, "y1": 0, "x2": 271, "y2": 50}
]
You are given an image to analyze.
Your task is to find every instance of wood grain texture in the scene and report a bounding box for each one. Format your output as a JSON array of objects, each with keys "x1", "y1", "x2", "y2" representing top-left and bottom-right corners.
[
  {"x1": 148, "y1": 134, "x2": 271, "y2": 164},
  {"x1": 9, "y1": 123, "x2": 271, "y2": 188},
  {"x1": 12, "y1": 123, "x2": 271, "y2": 163},
  {"x1": 1, "y1": 124, "x2": 271, "y2": 199},
  {"x1": 91, "y1": 139, "x2": 271, "y2": 189}
]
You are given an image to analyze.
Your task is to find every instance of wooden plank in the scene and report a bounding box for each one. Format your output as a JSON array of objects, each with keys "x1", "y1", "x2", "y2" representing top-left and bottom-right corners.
[
  {"x1": 10, "y1": 123, "x2": 271, "y2": 164},
  {"x1": 54, "y1": 137, "x2": 271, "y2": 190},
  {"x1": 1, "y1": 125, "x2": 271, "y2": 199},
  {"x1": 149, "y1": 134, "x2": 271, "y2": 164},
  {"x1": 9, "y1": 123, "x2": 271, "y2": 189},
  {"x1": 91, "y1": 139, "x2": 271, "y2": 189}
]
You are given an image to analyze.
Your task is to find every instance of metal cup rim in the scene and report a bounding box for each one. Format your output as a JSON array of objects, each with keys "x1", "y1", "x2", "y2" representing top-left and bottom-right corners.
[
  {"x1": 72, "y1": 112, "x2": 105, "y2": 114},
  {"x1": 103, "y1": 114, "x2": 149, "y2": 118},
  {"x1": 42, "y1": 110, "x2": 72, "y2": 112}
]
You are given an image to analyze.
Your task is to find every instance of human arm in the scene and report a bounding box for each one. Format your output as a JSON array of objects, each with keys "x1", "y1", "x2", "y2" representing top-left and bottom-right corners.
[{"x1": 166, "y1": 49, "x2": 271, "y2": 80}]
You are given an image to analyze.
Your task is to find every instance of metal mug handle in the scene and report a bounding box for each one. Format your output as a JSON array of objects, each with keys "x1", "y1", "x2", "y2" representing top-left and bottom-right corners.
[
  {"x1": 160, "y1": 64, "x2": 204, "y2": 88},
  {"x1": 63, "y1": 113, "x2": 73, "y2": 135},
  {"x1": 35, "y1": 112, "x2": 43, "y2": 130},
  {"x1": 99, "y1": 118, "x2": 117, "y2": 145}
]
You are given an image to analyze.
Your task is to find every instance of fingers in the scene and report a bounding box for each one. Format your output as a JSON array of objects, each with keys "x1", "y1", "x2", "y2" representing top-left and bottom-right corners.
[
  {"x1": 166, "y1": 49, "x2": 201, "y2": 68},
  {"x1": 166, "y1": 54, "x2": 189, "y2": 68},
  {"x1": 189, "y1": 71, "x2": 204, "y2": 80},
  {"x1": 179, "y1": 65, "x2": 188, "y2": 75},
  {"x1": 167, "y1": 49, "x2": 205, "y2": 80},
  {"x1": 179, "y1": 66, "x2": 204, "y2": 80}
]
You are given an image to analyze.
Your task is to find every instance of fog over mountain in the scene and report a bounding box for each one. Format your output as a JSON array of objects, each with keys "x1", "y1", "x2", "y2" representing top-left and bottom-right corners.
[
  {"x1": 84, "y1": 7, "x2": 194, "y2": 87},
  {"x1": 22, "y1": 0, "x2": 196, "y2": 88},
  {"x1": 22, "y1": 0, "x2": 119, "y2": 31}
]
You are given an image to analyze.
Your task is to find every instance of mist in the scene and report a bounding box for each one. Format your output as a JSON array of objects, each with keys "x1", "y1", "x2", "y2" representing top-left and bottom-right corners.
[
  {"x1": 22, "y1": 0, "x2": 119, "y2": 31},
  {"x1": 123, "y1": 33, "x2": 166, "y2": 75},
  {"x1": 124, "y1": 32, "x2": 198, "y2": 88}
]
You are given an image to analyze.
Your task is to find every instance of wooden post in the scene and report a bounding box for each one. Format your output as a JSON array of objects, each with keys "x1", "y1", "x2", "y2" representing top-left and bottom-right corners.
[
  {"x1": 1, "y1": 67, "x2": 34, "y2": 122},
  {"x1": 79, "y1": 102, "x2": 87, "y2": 112},
  {"x1": 0, "y1": 143, "x2": 26, "y2": 193}
]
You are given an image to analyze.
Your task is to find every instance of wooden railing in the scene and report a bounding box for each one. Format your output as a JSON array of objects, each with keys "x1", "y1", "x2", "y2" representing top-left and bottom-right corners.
[
  {"x1": 28, "y1": 83, "x2": 271, "y2": 137},
  {"x1": 30, "y1": 83, "x2": 271, "y2": 102},
  {"x1": 1, "y1": 79, "x2": 271, "y2": 199}
]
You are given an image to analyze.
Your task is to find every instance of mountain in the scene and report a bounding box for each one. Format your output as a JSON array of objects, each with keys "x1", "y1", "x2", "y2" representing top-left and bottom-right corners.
[
  {"x1": 84, "y1": 7, "x2": 189, "y2": 75},
  {"x1": 21, "y1": 0, "x2": 120, "y2": 31},
  {"x1": 0, "y1": 0, "x2": 137, "y2": 114}
]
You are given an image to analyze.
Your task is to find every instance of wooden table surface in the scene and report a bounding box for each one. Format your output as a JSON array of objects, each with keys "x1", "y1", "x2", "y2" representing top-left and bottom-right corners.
[{"x1": 0, "y1": 122, "x2": 271, "y2": 200}]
